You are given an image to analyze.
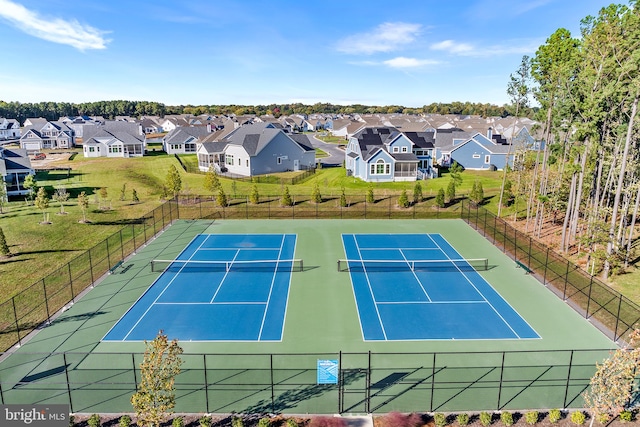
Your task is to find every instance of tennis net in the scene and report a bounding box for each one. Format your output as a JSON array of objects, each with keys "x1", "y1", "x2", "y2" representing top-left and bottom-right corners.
[
  {"x1": 151, "y1": 259, "x2": 304, "y2": 273},
  {"x1": 337, "y1": 258, "x2": 489, "y2": 273}
]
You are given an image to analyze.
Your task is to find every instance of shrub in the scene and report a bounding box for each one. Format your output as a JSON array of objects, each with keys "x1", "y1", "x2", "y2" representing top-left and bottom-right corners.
[
  {"x1": 172, "y1": 416, "x2": 184, "y2": 427},
  {"x1": 548, "y1": 409, "x2": 562, "y2": 424},
  {"x1": 457, "y1": 413, "x2": 470, "y2": 426},
  {"x1": 308, "y1": 416, "x2": 347, "y2": 427},
  {"x1": 597, "y1": 413, "x2": 610, "y2": 424},
  {"x1": 119, "y1": 415, "x2": 132, "y2": 427},
  {"x1": 525, "y1": 411, "x2": 538, "y2": 425},
  {"x1": 88, "y1": 414, "x2": 101, "y2": 427},
  {"x1": 379, "y1": 412, "x2": 422, "y2": 427},
  {"x1": 232, "y1": 416, "x2": 244, "y2": 427},
  {"x1": 434, "y1": 412, "x2": 447, "y2": 427},
  {"x1": 500, "y1": 412, "x2": 513, "y2": 427},
  {"x1": 479, "y1": 412, "x2": 492, "y2": 426},
  {"x1": 199, "y1": 415, "x2": 212, "y2": 427},
  {"x1": 258, "y1": 417, "x2": 272, "y2": 427},
  {"x1": 620, "y1": 410, "x2": 633, "y2": 422},
  {"x1": 68, "y1": 415, "x2": 75, "y2": 427},
  {"x1": 570, "y1": 411, "x2": 586, "y2": 425},
  {"x1": 285, "y1": 419, "x2": 299, "y2": 427}
]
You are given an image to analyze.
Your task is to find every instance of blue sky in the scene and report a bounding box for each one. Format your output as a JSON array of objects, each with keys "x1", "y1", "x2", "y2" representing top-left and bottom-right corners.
[{"x1": 0, "y1": 0, "x2": 612, "y2": 107}]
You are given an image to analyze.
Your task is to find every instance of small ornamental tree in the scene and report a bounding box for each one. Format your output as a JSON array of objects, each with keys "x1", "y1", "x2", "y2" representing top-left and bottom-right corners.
[
  {"x1": 397, "y1": 189, "x2": 410, "y2": 208},
  {"x1": 311, "y1": 182, "x2": 322, "y2": 204},
  {"x1": 53, "y1": 187, "x2": 70, "y2": 214},
  {"x1": 583, "y1": 329, "x2": 640, "y2": 427},
  {"x1": 249, "y1": 184, "x2": 260, "y2": 204},
  {"x1": 132, "y1": 188, "x2": 140, "y2": 203},
  {"x1": 217, "y1": 187, "x2": 228, "y2": 207},
  {"x1": 281, "y1": 186, "x2": 293, "y2": 207},
  {"x1": 366, "y1": 185, "x2": 375, "y2": 204},
  {"x1": 0, "y1": 179, "x2": 7, "y2": 213},
  {"x1": 165, "y1": 165, "x2": 182, "y2": 198},
  {"x1": 34, "y1": 186, "x2": 50, "y2": 223},
  {"x1": 470, "y1": 180, "x2": 484, "y2": 206},
  {"x1": 204, "y1": 166, "x2": 220, "y2": 196},
  {"x1": 412, "y1": 181, "x2": 423, "y2": 204},
  {"x1": 78, "y1": 191, "x2": 90, "y2": 223},
  {"x1": 436, "y1": 187, "x2": 446, "y2": 208},
  {"x1": 131, "y1": 331, "x2": 183, "y2": 427},
  {"x1": 339, "y1": 187, "x2": 347, "y2": 208},
  {"x1": 23, "y1": 174, "x2": 37, "y2": 202},
  {"x1": 120, "y1": 183, "x2": 127, "y2": 201},
  {"x1": 446, "y1": 179, "x2": 456, "y2": 203},
  {"x1": 0, "y1": 226, "x2": 10, "y2": 256}
]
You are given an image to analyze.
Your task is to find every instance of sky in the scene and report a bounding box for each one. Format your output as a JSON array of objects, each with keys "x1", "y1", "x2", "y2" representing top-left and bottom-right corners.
[{"x1": 0, "y1": 0, "x2": 616, "y2": 108}]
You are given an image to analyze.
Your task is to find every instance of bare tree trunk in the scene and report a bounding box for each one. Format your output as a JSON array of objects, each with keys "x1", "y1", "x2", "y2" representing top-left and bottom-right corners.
[
  {"x1": 562, "y1": 171, "x2": 578, "y2": 252},
  {"x1": 625, "y1": 185, "x2": 640, "y2": 268},
  {"x1": 569, "y1": 139, "x2": 591, "y2": 246},
  {"x1": 604, "y1": 92, "x2": 638, "y2": 279}
]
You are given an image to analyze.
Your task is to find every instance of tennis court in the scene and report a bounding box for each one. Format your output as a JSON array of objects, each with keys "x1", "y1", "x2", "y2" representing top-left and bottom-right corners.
[
  {"x1": 104, "y1": 233, "x2": 299, "y2": 342},
  {"x1": 342, "y1": 233, "x2": 539, "y2": 341}
]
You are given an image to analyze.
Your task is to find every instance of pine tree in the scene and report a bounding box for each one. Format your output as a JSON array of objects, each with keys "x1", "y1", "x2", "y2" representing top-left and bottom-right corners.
[
  {"x1": 249, "y1": 184, "x2": 260, "y2": 204},
  {"x1": 446, "y1": 180, "x2": 456, "y2": 203},
  {"x1": 23, "y1": 174, "x2": 37, "y2": 202},
  {"x1": 0, "y1": 226, "x2": 10, "y2": 256},
  {"x1": 131, "y1": 331, "x2": 183, "y2": 427},
  {"x1": 398, "y1": 189, "x2": 410, "y2": 208},
  {"x1": 165, "y1": 165, "x2": 182, "y2": 198},
  {"x1": 311, "y1": 182, "x2": 322, "y2": 204},
  {"x1": 413, "y1": 181, "x2": 423, "y2": 204},
  {"x1": 475, "y1": 181, "x2": 484, "y2": 205},
  {"x1": 281, "y1": 186, "x2": 293, "y2": 207},
  {"x1": 366, "y1": 185, "x2": 375, "y2": 204},
  {"x1": 216, "y1": 187, "x2": 228, "y2": 207},
  {"x1": 34, "y1": 187, "x2": 50, "y2": 223},
  {"x1": 339, "y1": 187, "x2": 347, "y2": 207},
  {"x1": 436, "y1": 187, "x2": 446, "y2": 208}
]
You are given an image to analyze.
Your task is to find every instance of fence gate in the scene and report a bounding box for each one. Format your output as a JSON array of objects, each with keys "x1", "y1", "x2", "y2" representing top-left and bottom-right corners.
[{"x1": 339, "y1": 353, "x2": 370, "y2": 413}]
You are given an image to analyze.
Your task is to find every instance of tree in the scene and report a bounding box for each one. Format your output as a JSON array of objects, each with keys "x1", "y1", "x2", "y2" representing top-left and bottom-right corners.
[
  {"x1": 78, "y1": 191, "x2": 89, "y2": 223},
  {"x1": 132, "y1": 188, "x2": 139, "y2": 203},
  {"x1": 0, "y1": 226, "x2": 10, "y2": 256},
  {"x1": 470, "y1": 180, "x2": 484, "y2": 206},
  {"x1": 412, "y1": 181, "x2": 423, "y2": 204},
  {"x1": 23, "y1": 174, "x2": 37, "y2": 202},
  {"x1": 339, "y1": 187, "x2": 347, "y2": 207},
  {"x1": 397, "y1": 189, "x2": 410, "y2": 208},
  {"x1": 165, "y1": 165, "x2": 182, "y2": 198},
  {"x1": 249, "y1": 184, "x2": 260, "y2": 204},
  {"x1": 216, "y1": 187, "x2": 228, "y2": 207},
  {"x1": 583, "y1": 330, "x2": 640, "y2": 427},
  {"x1": 435, "y1": 187, "x2": 446, "y2": 208},
  {"x1": 203, "y1": 166, "x2": 220, "y2": 196},
  {"x1": 311, "y1": 182, "x2": 322, "y2": 204},
  {"x1": 448, "y1": 161, "x2": 463, "y2": 188},
  {"x1": 0, "y1": 179, "x2": 7, "y2": 214},
  {"x1": 281, "y1": 186, "x2": 293, "y2": 207},
  {"x1": 366, "y1": 185, "x2": 375, "y2": 204},
  {"x1": 446, "y1": 180, "x2": 456, "y2": 204},
  {"x1": 131, "y1": 331, "x2": 183, "y2": 427},
  {"x1": 120, "y1": 183, "x2": 127, "y2": 201},
  {"x1": 52, "y1": 187, "x2": 69, "y2": 214},
  {"x1": 34, "y1": 187, "x2": 50, "y2": 223}
]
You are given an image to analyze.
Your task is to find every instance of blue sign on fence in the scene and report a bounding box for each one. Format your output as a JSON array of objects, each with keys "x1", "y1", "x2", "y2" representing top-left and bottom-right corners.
[{"x1": 317, "y1": 359, "x2": 339, "y2": 384}]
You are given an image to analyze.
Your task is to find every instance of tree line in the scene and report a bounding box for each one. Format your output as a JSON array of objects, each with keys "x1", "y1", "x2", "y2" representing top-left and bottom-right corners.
[
  {"x1": 501, "y1": 1, "x2": 640, "y2": 279},
  {"x1": 0, "y1": 99, "x2": 533, "y2": 124}
]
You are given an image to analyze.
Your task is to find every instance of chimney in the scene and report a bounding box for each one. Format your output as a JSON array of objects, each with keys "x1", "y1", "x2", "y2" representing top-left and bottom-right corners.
[{"x1": 487, "y1": 127, "x2": 493, "y2": 140}]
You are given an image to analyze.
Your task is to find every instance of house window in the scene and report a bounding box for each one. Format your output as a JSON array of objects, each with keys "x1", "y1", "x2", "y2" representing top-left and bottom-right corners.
[
  {"x1": 485, "y1": 155, "x2": 490, "y2": 164},
  {"x1": 370, "y1": 159, "x2": 390, "y2": 175},
  {"x1": 246, "y1": 159, "x2": 249, "y2": 167},
  {"x1": 277, "y1": 157, "x2": 282, "y2": 165},
  {"x1": 277, "y1": 156, "x2": 287, "y2": 164},
  {"x1": 393, "y1": 147, "x2": 399, "y2": 153},
  {"x1": 401, "y1": 146, "x2": 408, "y2": 153},
  {"x1": 89, "y1": 147, "x2": 95, "y2": 152},
  {"x1": 472, "y1": 154, "x2": 481, "y2": 159},
  {"x1": 237, "y1": 158, "x2": 240, "y2": 166},
  {"x1": 226, "y1": 154, "x2": 234, "y2": 165}
]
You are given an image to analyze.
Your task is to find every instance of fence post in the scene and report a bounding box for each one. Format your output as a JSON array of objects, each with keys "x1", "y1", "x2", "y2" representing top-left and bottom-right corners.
[
  {"x1": 42, "y1": 279, "x2": 51, "y2": 324},
  {"x1": 270, "y1": 354, "x2": 275, "y2": 413},
  {"x1": 12, "y1": 297, "x2": 21, "y2": 346},
  {"x1": 586, "y1": 276, "x2": 594, "y2": 318},
  {"x1": 0, "y1": 379, "x2": 3, "y2": 404},
  {"x1": 497, "y1": 352, "x2": 506, "y2": 410},
  {"x1": 366, "y1": 351, "x2": 371, "y2": 413},
  {"x1": 563, "y1": 261, "x2": 570, "y2": 300},
  {"x1": 63, "y1": 353, "x2": 74, "y2": 412},
  {"x1": 563, "y1": 350, "x2": 574, "y2": 408},
  {"x1": 430, "y1": 353, "x2": 436, "y2": 412},
  {"x1": 614, "y1": 295, "x2": 623, "y2": 341},
  {"x1": 528, "y1": 237, "x2": 532, "y2": 269},
  {"x1": 106, "y1": 237, "x2": 111, "y2": 270},
  {"x1": 338, "y1": 351, "x2": 343, "y2": 413},
  {"x1": 120, "y1": 229, "x2": 124, "y2": 260},
  {"x1": 88, "y1": 250, "x2": 95, "y2": 284},
  {"x1": 132, "y1": 353, "x2": 137, "y2": 389},
  {"x1": 203, "y1": 354, "x2": 209, "y2": 413},
  {"x1": 132, "y1": 224, "x2": 137, "y2": 254},
  {"x1": 543, "y1": 248, "x2": 549, "y2": 286},
  {"x1": 68, "y1": 263, "x2": 75, "y2": 300}
]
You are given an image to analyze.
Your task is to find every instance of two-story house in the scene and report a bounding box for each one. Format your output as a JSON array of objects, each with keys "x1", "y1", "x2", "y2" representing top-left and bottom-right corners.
[{"x1": 20, "y1": 119, "x2": 75, "y2": 151}]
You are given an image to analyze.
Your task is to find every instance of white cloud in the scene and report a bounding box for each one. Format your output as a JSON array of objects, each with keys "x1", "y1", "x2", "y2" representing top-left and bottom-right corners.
[
  {"x1": 336, "y1": 22, "x2": 422, "y2": 55},
  {"x1": 430, "y1": 38, "x2": 540, "y2": 58},
  {"x1": 0, "y1": 0, "x2": 109, "y2": 51},
  {"x1": 383, "y1": 57, "x2": 440, "y2": 69}
]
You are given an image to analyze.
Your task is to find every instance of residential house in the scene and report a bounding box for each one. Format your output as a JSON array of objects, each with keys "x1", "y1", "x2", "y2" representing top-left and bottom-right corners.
[
  {"x1": 20, "y1": 119, "x2": 75, "y2": 151},
  {"x1": 162, "y1": 126, "x2": 211, "y2": 154},
  {"x1": 59, "y1": 116, "x2": 103, "y2": 139},
  {"x1": 0, "y1": 147, "x2": 34, "y2": 197},
  {"x1": 82, "y1": 121, "x2": 145, "y2": 158},
  {"x1": 344, "y1": 127, "x2": 435, "y2": 182},
  {"x1": 196, "y1": 122, "x2": 315, "y2": 176},
  {"x1": 0, "y1": 118, "x2": 20, "y2": 140},
  {"x1": 437, "y1": 131, "x2": 514, "y2": 170}
]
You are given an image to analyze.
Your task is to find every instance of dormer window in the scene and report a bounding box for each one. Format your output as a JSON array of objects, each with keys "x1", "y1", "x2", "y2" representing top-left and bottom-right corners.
[{"x1": 401, "y1": 146, "x2": 408, "y2": 153}]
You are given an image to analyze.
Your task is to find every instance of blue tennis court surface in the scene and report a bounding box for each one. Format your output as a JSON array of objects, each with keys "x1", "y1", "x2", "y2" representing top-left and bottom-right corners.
[
  {"x1": 342, "y1": 233, "x2": 540, "y2": 341},
  {"x1": 104, "y1": 234, "x2": 297, "y2": 342}
]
